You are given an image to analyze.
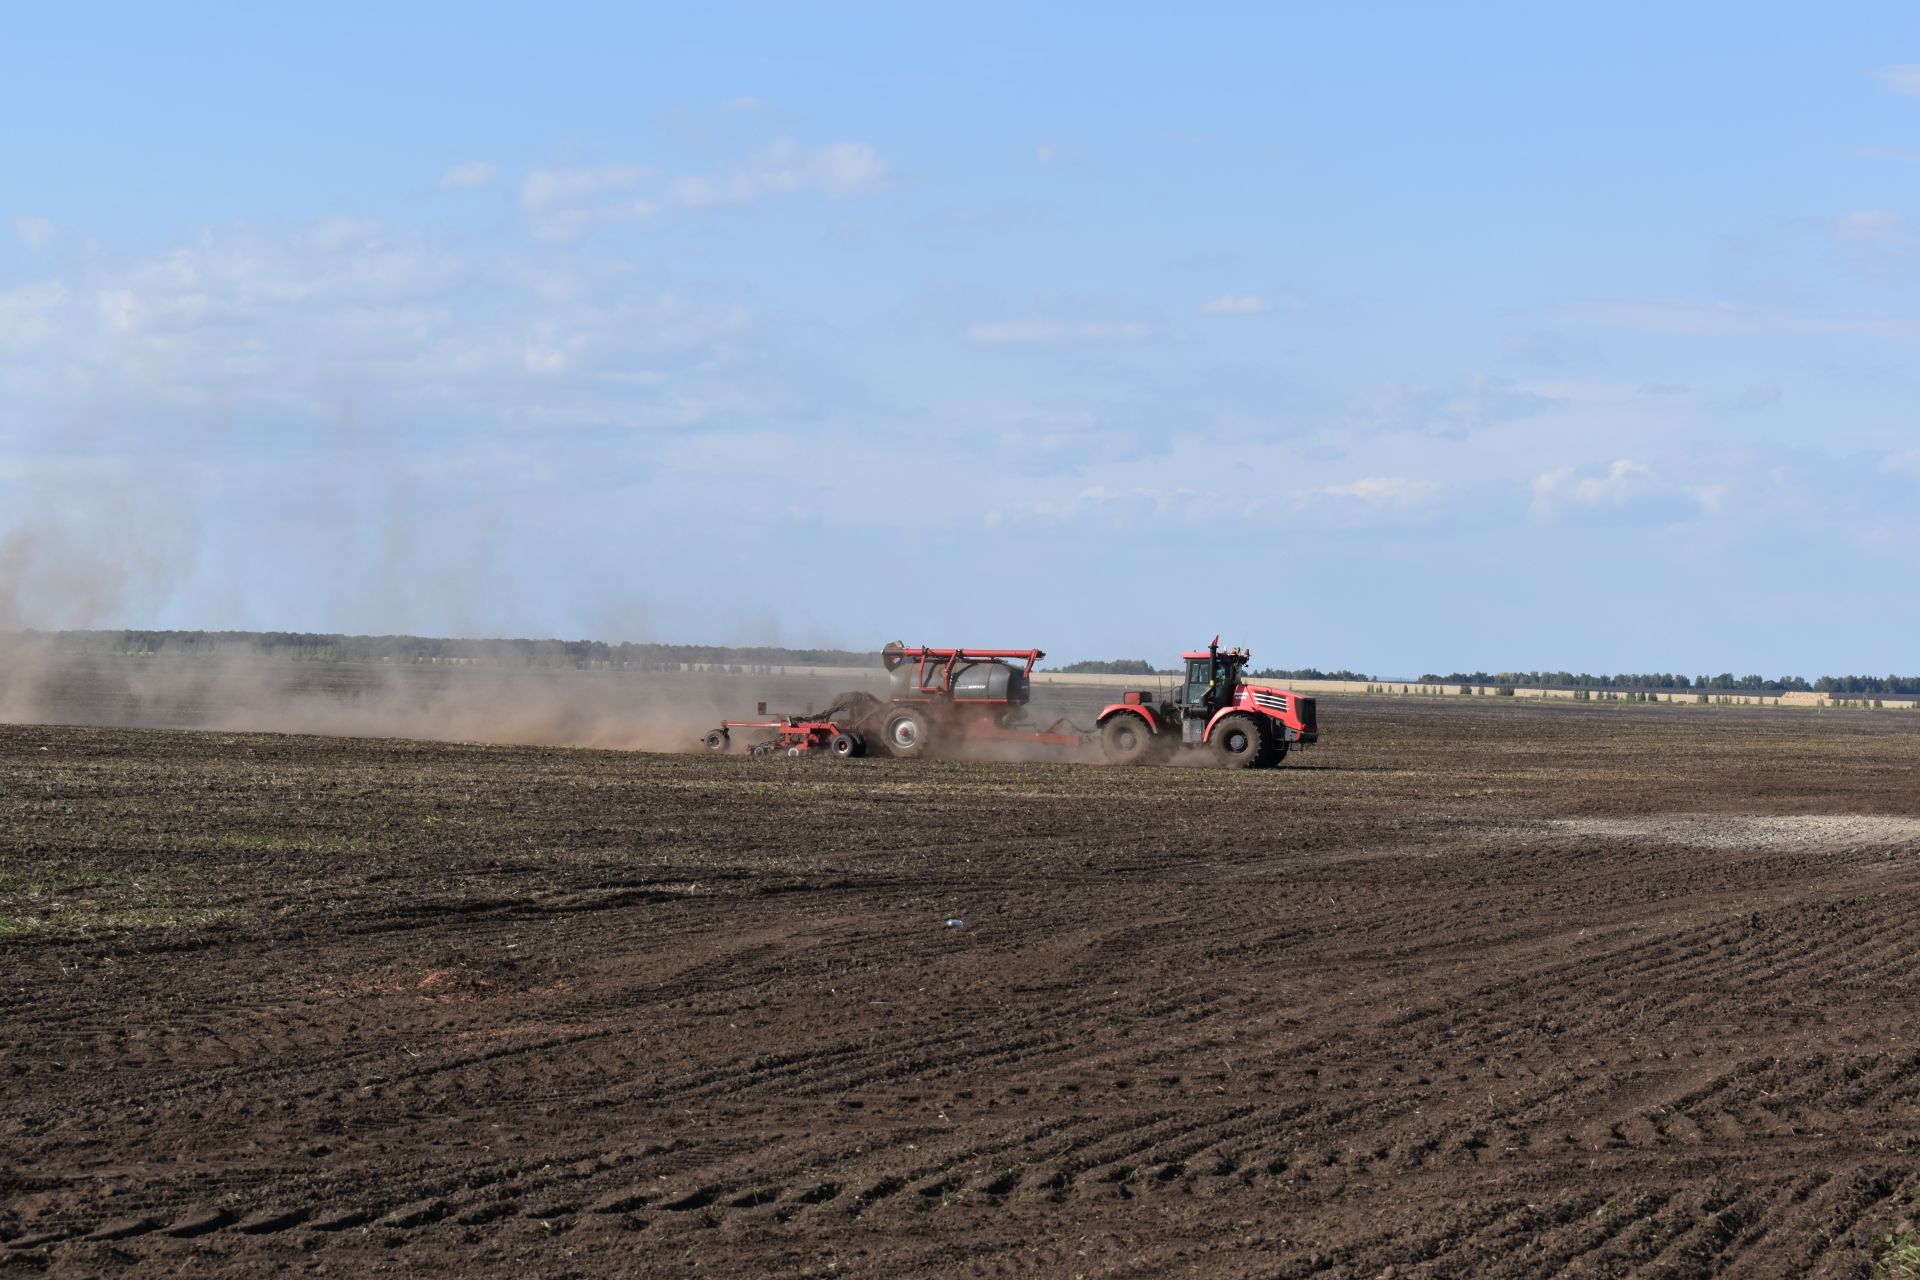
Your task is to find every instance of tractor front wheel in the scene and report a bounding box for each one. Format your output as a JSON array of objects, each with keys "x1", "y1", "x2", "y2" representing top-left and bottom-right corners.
[
  {"x1": 1210, "y1": 713, "x2": 1265, "y2": 769},
  {"x1": 1099, "y1": 714, "x2": 1154, "y2": 766},
  {"x1": 1256, "y1": 733, "x2": 1289, "y2": 768},
  {"x1": 882, "y1": 706, "x2": 932, "y2": 758}
]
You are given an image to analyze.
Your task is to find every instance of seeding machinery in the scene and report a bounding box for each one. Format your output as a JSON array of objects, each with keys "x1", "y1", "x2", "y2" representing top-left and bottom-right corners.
[{"x1": 703, "y1": 637, "x2": 1318, "y2": 768}]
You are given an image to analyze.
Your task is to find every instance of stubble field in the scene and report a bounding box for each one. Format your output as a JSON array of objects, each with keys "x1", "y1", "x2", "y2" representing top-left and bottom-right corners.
[{"x1": 4, "y1": 681, "x2": 1920, "y2": 1277}]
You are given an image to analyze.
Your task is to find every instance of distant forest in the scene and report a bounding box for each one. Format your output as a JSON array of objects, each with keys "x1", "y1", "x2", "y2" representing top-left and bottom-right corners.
[
  {"x1": 11, "y1": 630, "x2": 875, "y2": 672},
  {"x1": 8, "y1": 632, "x2": 1914, "y2": 694},
  {"x1": 1421, "y1": 670, "x2": 1920, "y2": 696}
]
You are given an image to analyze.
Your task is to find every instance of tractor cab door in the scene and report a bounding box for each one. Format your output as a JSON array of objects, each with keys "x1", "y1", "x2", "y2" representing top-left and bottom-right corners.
[
  {"x1": 1182, "y1": 658, "x2": 1217, "y2": 711},
  {"x1": 1181, "y1": 657, "x2": 1218, "y2": 743}
]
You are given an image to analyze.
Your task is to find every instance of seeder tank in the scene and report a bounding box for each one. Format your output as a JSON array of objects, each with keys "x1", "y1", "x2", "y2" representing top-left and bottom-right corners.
[{"x1": 887, "y1": 655, "x2": 1030, "y2": 703}]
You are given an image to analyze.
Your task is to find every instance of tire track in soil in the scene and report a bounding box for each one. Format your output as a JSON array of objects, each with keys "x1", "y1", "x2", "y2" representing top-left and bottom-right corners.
[{"x1": 10, "y1": 698, "x2": 1920, "y2": 1275}]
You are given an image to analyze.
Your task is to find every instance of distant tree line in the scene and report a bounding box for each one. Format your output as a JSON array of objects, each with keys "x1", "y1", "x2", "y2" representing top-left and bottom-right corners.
[
  {"x1": 1419, "y1": 670, "x2": 1920, "y2": 695},
  {"x1": 15, "y1": 632, "x2": 1914, "y2": 694},
  {"x1": 13, "y1": 630, "x2": 877, "y2": 671}
]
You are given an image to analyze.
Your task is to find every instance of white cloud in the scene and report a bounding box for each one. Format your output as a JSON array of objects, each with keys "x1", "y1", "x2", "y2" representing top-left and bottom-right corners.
[
  {"x1": 1689, "y1": 482, "x2": 1729, "y2": 515},
  {"x1": 1835, "y1": 208, "x2": 1904, "y2": 242},
  {"x1": 1830, "y1": 209, "x2": 1919, "y2": 280},
  {"x1": 307, "y1": 216, "x2": 382, "y2": 252},
  {"x1": 1355, "y1": 372, "x2": 1559, "y2": 439},
  {"x1": 966, "y1": 318, "x2": 1150, "y2": 345},
  {"x1": 667, "y1": 139, "x2": 885, "y2": 206},
  {"x1": 0, "y1": 280, "x2": 67, "y2": 343},
  {"x1": 1531, "y1": 458, "x2": 1651, "y2": 518},
  {"x1": 1559, "y1": 297, "x2": 1920, "y2": 343},
  {"x1": 520, "y1": 140, "x2": 886, "y2": 239},
  {"x1": 0, "y1": 216, "x2": 768, "y2": 430},
  {"x1": 808, "y1": 141, "x2": 887, "y2": 195},
  {"x1": 522, "y1": 343, "x2": 572, "y2": 374},
  {"x1": 1322, "y1": 476, "x2": 1433, "y2": 507},
  {"x1": 96, "y1": 288, "x2": 140, "y2": 333},
  {"x1": 521, "y1": 164, "x2": 654, "y2": 212},
  {"x1": 1201, "y1": 293, "x2": 1273, "y2": 316},
  {"x1": 12, "y1": 215, "x2": 56, "y2": 249},
  {"x1": 1882, "y1": 449, "x2": 1920, "y2": 478},
  {"x1": 439, "y1": 161, "x2": 498, "y2": 190},
  {"x1": 1875, "y1": 65, "x2": 1920, "y2": 98}
]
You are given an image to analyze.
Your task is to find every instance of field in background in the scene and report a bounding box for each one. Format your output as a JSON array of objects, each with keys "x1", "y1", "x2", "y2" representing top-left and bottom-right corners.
[
  {"x1": 6, "y1": 694, "x2": 1920, "y2": 1275},
  {"x1": 1033, "y1": 667, "x2": 1920, "y2": 709}
]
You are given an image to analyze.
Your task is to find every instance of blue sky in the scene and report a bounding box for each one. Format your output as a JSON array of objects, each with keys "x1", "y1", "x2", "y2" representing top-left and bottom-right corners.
[{"x1": 3, "y1": 4, "x2": 1919, "y2": 675}]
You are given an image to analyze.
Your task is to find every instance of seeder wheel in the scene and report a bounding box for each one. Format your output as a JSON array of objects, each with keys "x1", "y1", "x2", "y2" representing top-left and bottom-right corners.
[
  {"x1": 830, "y1": 732, "x2": 864, "y2": 759},
  {"x1": 703, "y1": 729, "x2": 730, "y2": 753},
  {"x1": 882, "y1": 706, "x2": 932, "y2": 759}
]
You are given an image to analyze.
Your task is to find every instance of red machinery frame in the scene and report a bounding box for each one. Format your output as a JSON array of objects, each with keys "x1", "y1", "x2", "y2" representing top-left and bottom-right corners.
[
  {"x1": 886, "y1": 646, "x2": 1046, "y2": 699},
  {"x1": 706, "y1": 717, "x2": 847, "y2": 757}
]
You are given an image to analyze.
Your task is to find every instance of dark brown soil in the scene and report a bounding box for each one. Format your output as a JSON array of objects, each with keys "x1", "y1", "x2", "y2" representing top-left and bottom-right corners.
[{"x1": 4, "y1": 693, "x2": 1920, "y2": 1276}]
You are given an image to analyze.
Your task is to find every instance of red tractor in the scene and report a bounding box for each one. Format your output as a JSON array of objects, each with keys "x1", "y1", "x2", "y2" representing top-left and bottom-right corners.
[{"x1": 1095, "y1": 638, "x2": 1317, "y2": 768}]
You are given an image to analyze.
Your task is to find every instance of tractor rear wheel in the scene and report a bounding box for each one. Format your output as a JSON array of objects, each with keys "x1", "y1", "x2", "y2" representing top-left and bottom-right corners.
[
  {"x1": 830, "y1": 731, "x2": 864, "y2": 759},
  {"x1": 1099, "y1": 714, "x2": 1154, "y2": 766},
  {"x1": 882, "y1": 706, "x2": 932, "y2": 758},
  {"x1": 703, "y1": 729, "x2": 730, "y2": 753},
  {"x1": 1210, "y1": 713, "x2": 1265, "y2": 769}
]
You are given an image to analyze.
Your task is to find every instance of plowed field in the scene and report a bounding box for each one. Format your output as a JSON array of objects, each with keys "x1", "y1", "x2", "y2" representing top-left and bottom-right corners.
[{"x1": 5, "y1": 693, "x2": 1920, "y2": 1277}]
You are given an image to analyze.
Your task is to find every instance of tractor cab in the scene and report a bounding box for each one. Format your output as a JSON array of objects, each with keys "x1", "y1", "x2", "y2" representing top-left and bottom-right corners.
[{"x1": 1176, "y1": 637, "x2": 1248, "y2": 741}]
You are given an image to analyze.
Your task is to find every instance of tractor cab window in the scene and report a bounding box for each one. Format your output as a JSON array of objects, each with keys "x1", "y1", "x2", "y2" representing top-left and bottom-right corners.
[{"x1": 1184, "y1": 659, "x2": 1214, "y2": 706}]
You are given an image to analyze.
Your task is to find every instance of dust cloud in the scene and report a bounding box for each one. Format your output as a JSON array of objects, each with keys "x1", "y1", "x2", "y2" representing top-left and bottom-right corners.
[
  {"x1": 0, "y1": 509, "x2": 865, "y2": 753},
  {"x1": 0, "y1": 640, "x2": 876, "y2": 755},
  {"x1": 0, "y1": 513, "x2": 1113, "y2": 761}
]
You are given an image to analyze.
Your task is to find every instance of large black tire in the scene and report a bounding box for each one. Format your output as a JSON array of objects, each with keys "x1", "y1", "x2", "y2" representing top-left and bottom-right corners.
[
  {"x1": 830, "y1": 731, "x2": 864, "y2": 759},
  {"x1": 1099, "y1": 714, "x2": 1155, "y2": 766},
  {"x1": 882, "y1": 705, "x2": 932, "y2": 758},
  {"x1": 1255, "y1": 731, "x2": 1289, "y2": 768},
  {"x1": 1210, "y1": 713, "x2": 1265, "y2": 769},
  {"x1": 703, "y1": 729, "x2": 730, "y2": 753}
]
